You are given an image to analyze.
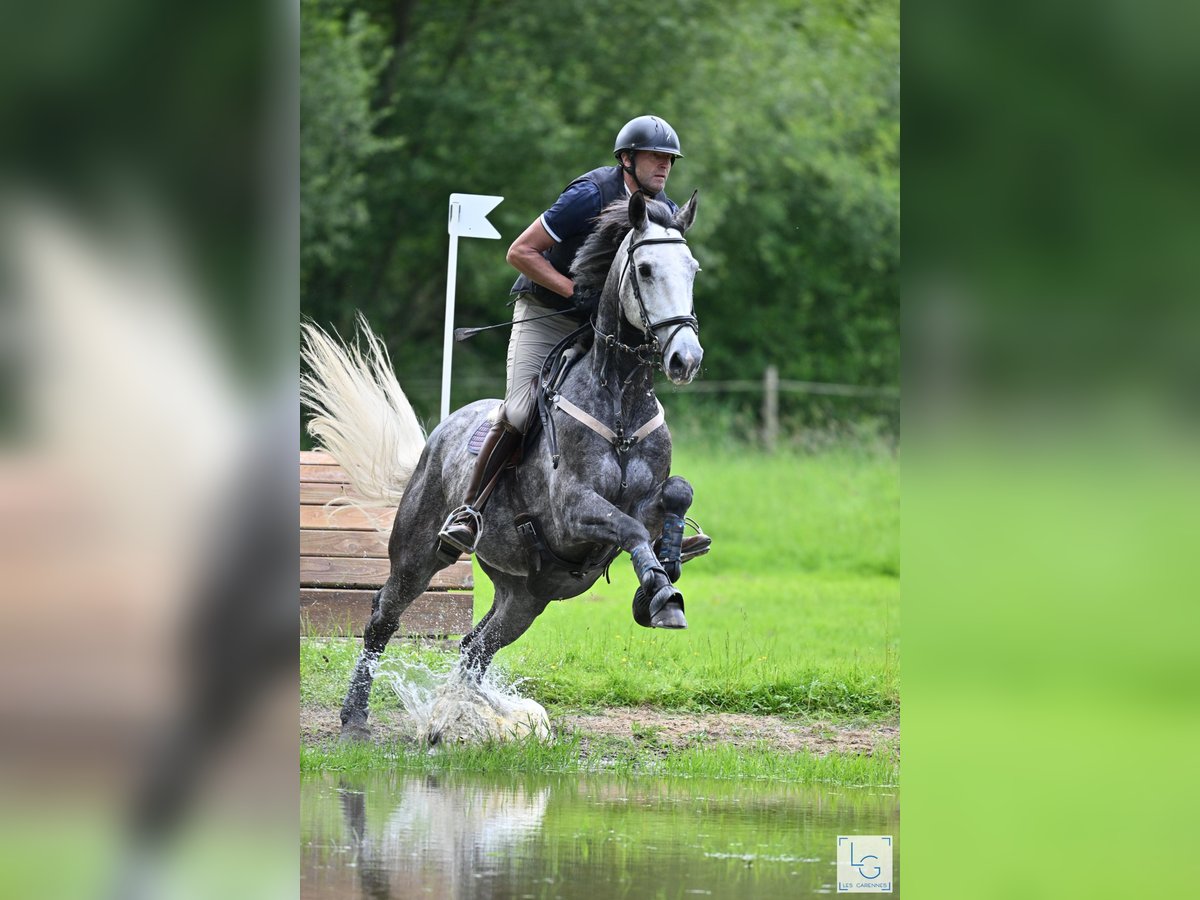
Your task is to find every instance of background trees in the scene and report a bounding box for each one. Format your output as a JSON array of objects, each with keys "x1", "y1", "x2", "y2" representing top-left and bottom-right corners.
[{"x1": 301, "y1": 0, "x2": 899, "y2": 437}]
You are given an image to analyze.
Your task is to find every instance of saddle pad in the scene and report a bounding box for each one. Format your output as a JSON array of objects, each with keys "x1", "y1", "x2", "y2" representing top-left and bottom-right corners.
[{"x1": 467, "y1": 417, "x2": 493, "y2": 455}]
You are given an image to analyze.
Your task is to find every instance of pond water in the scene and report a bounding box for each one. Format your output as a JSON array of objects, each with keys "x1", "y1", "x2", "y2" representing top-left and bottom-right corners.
[{"x1": 301, "y1": 771, "x2": 899, "y2": 898}]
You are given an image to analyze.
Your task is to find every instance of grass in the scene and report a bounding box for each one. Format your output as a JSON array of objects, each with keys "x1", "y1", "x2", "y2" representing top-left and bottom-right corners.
[
  {"x1": 493, "y1": 446, "x2": 899, "y2": 717},
  {"x1": 301, "y1": 444, "x2": 899, "y2": 779},
  {"x1": 301, "y1": 730, "x2": 899, "y2": 787}
]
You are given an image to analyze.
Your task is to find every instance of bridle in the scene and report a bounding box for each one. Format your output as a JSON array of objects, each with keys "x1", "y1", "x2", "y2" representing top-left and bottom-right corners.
[{"x1": 595, "y1": 234, "x2": 698, "y2": 376}]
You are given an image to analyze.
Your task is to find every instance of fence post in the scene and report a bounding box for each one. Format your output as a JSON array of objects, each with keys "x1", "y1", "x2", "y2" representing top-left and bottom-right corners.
[{"x1": 762, "y1": 365, "x2": 779, "y2": 452}]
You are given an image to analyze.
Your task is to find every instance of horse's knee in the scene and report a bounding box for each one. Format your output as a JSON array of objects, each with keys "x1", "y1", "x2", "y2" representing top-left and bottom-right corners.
[{"x1": 661, "y1": 476, "x2": 693, "y2": 515}]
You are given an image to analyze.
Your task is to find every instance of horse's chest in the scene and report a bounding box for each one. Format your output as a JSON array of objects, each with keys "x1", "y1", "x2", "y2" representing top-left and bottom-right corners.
[{"x1": 605, "y1": 454, "x2": 661, "y2": 498}]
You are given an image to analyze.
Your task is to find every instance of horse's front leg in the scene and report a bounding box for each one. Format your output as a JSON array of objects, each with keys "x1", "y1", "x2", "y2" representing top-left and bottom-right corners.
[
  {"x1": 570, "y1": 492, "x2": 687, "y2": 629},
  {"x1": 634, "y1": 474, "x2": 694, "y2": 583}
]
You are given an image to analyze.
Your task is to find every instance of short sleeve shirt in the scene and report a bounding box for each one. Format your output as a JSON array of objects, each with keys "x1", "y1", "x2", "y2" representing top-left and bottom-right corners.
[{"x1": 539, "y1": 179, "x2": 611, "y2": 245}]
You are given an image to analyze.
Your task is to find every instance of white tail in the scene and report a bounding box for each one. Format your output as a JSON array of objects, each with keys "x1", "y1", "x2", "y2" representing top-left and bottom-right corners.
[{"x1": 300, "y1": 314, "x2": 426, "y2": 505}]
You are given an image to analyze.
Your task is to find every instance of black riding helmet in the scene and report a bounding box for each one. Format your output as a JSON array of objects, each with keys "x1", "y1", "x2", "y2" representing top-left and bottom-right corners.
[
  {"x1": 613, "y1": 115, "x2": 684, "y2": 159},
  {"x1": 613, "y1": 115, "x2": 682, "y2": 194}
]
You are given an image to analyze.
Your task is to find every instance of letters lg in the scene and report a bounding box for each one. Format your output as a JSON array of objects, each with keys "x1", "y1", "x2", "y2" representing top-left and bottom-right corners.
[{"x1": 850, "y1": 842, "x2": 882, "y2": 880}]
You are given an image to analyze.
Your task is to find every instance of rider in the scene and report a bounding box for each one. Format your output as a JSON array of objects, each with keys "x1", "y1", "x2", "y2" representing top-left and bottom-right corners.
[{"x1": 437, "y1": 115, "x2": 683, "y2": 556}]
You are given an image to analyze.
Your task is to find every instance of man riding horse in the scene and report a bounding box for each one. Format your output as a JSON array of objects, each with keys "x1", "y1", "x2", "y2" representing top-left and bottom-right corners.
[{"x1": 438, "y1": 115, "x2": 707, "y2": 579}]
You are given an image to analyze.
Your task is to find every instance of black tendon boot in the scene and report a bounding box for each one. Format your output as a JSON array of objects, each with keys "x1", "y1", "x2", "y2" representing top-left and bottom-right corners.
[{"x1": 437, "y1": 421, "x2": 522, "y2": 555}]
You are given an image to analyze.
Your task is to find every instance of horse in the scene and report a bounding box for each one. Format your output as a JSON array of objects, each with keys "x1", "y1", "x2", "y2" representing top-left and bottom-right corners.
[{"x1": 304, "y1": 190, "x2": 704, "y2": 740}]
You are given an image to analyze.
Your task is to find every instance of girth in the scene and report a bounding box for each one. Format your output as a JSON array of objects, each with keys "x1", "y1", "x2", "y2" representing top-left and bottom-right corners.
[{"x1": 515, "y1": 513, "x2": 620, "y2": 596}]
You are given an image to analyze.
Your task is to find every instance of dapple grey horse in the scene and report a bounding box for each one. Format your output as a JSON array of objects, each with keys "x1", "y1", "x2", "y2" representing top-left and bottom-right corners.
[{"x1": 335, "y1": 191, "x2": 703, "y2": 739}]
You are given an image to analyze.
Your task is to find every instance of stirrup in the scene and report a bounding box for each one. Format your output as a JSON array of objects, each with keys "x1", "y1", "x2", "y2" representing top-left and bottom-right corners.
[
  {"x1": 680, "y1": 533, "x2": 712, "y2": 563},
  {"x1": 680, "y1": 516, "x2": 711, "y2": 562},
  {"x1": 437, "y1": 504, "x2": 483, "y2": 555}
]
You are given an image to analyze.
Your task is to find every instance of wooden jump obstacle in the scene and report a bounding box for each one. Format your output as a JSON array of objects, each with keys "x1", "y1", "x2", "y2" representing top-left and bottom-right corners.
[{"x1": 300, "y1": 450, "x2": 475, "y2": 636}]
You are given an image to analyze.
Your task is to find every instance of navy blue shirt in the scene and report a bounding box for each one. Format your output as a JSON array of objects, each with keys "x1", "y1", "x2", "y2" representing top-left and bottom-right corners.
[{"x1": 511, "y1": 165, "x2": 676, "y2": 309}]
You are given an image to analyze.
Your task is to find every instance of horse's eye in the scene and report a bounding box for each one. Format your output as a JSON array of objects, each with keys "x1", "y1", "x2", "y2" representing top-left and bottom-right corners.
[{"x1": 638, "y1": 263, "x2": 652, "y2": 278}]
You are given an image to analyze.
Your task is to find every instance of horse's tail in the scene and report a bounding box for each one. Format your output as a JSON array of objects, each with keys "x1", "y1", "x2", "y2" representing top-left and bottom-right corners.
[{"x1": 300, "y1": 314, "x2": 426, "y2": 506}]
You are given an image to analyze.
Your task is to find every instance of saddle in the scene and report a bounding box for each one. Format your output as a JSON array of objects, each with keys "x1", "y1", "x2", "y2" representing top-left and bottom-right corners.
[{"x1": 464, "y1": 323, "x2": 592, "y2": 469}]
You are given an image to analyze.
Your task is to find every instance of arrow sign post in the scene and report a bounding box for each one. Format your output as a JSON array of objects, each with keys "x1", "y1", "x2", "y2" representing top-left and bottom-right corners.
[{"x1": 442, "y1": 193, "x2": 503, "y2": 422}]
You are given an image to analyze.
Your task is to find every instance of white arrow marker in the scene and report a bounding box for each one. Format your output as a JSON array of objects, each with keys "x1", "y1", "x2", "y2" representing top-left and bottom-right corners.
[
  {"x1": 448, "y1": 193, "x2": 502, "y2": 239},
  {"x1": 442, "y1": 193, "x2": 503, "y2": 421}
]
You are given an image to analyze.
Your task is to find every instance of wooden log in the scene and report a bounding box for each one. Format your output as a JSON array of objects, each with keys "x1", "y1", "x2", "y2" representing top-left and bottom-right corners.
[
  {"x1": 300, "y1": 482, "x2": 367, "y2": 504},
  {"x1": 300, "y1": 504, "x2": 394, "y2": 531},
  {"x1": 300, "y1": 463, "x2": 351, "y2": 484},
  {"x1": 301, "y1": 528, "x2": 391, "y2": 558},
  {"x1": 300, "y1": 589, "x2": 474, "y2": 637},
  {"x1": 300, "y1": 450, "x2": 337, "y2": 465},
  {"x1": 301, "y1": 557, "x2": 473, "y2": 590}
]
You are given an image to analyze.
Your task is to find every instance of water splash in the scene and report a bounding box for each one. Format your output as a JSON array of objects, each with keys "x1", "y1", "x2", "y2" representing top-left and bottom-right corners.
[{"x1": 373, "y1": 653, "x2": 547, "y2": 744}]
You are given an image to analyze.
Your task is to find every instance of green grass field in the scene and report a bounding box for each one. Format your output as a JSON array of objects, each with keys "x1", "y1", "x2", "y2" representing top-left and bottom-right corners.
[
  {"x1": 302, "y1": 731, "x2": 899, "y2": 786},
  {"x1": 302, "y1": 445, "x2": 899, "y2": 723}
]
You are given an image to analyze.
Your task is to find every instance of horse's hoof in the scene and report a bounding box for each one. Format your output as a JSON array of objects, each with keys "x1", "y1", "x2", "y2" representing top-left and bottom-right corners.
[
  {"x1": 648, "y1": 585, "x2": 687, "y2": 629},
  {"x1": 650, "y1": 602, "x2": 688, "y2": 629},
  {"x1": 632, "y1": 586, "x2": 653, "y2": 628},
  {"x1": 339, "y1": 717, "x2": 371, "y2": 742}
]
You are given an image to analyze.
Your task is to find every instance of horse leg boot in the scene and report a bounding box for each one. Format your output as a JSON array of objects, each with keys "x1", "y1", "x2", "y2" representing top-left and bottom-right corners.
[
  {"x1": 437, "y1": 421, "x2": 522, "y2": 556},
  {"x1": 656, "y1": 476, "x2": 693, "y2": 582},
  {"x1": 632, "y1": 477, "x2": 698, "y2": 627}
]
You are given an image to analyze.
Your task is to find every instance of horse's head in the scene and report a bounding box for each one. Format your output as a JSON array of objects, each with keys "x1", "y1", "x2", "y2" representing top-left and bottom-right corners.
[{"x1": 618, "y1": 191, "x2": 703, "y2": 385}]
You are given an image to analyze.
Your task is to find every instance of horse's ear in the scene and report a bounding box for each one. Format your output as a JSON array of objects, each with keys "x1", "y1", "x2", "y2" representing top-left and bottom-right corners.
[
  {"x1": 628, "y1": 191, "x2": 647, "y2": 229},
  {"x1": 673, "y1": 190, "x2": 699, "y2": 233}
]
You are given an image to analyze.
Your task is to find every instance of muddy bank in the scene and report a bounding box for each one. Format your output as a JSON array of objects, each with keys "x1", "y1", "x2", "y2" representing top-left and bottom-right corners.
[{"x1": 302, "y1": 704, "x2": 897, "y2": 756}]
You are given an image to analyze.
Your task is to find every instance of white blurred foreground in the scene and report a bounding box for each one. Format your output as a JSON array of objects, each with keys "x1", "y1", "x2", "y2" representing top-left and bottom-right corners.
[{"x1": 0, "y1": 196, "x2": 296, "y2": 899}]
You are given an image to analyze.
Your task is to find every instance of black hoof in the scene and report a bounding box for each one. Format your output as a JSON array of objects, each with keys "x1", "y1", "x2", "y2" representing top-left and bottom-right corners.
[
  {"x1": 648, "y1": 585, "x2": 686, "y2": 629},
  {"x1": 651, "y1": 601, "x2": 687, "y2": 629},
  {"x1": 340, "y1": 715, "x2": 371, "y2": 742},
  {"x1": 632, "y1": 586, "x2": 653, "y2": 628}
]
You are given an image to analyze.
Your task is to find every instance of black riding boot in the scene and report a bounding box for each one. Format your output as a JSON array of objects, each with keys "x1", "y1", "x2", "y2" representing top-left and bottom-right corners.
[{"x1": 437, "y1": 421, "x2": 521, "y2": 555}]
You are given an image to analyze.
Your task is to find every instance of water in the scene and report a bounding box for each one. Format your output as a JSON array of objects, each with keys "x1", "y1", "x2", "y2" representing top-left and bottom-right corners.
[{"x1": 301, "y1": 771, "x2": 899, "y2": 898}]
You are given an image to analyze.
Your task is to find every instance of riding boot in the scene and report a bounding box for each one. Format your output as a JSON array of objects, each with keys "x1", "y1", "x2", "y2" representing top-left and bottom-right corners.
[{"x1": 437, "y1": 421, "x2": 522, "y2": 555}]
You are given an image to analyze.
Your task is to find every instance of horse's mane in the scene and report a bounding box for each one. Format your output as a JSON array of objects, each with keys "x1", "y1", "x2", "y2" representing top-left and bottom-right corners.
[{"x1": 569, "y1": 197, "x2": 677, "y2": 294}]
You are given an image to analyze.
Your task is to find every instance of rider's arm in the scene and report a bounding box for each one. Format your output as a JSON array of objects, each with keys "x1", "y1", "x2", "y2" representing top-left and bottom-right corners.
[{"x1": 506, "y1": 219, "x2": 574, "y2": 299}]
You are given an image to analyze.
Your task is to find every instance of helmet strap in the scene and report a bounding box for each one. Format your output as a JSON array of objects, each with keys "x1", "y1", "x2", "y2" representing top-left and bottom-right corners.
[{"x1": 621, "y1": 150, "x2": 651, "y2": 195}]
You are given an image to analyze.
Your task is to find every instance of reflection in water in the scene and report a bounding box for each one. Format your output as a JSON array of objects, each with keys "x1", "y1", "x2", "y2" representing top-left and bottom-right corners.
[
  {"x1": 302, "y1": 772, "x2": 899, "y2": 899},
  {"x1": 336, "y1": 774, "x2": 549, "y2": 899}
]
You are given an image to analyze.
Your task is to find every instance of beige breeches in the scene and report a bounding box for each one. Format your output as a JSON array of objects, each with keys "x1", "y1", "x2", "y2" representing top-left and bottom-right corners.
[{"x1": 496, "y1": 294, "x2": 582, "y2": 432}]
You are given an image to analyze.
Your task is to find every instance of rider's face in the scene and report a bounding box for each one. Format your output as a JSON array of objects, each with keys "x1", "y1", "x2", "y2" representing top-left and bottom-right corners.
[{"x1": 629, "y1": 150, "x2": 674, "y2": 193}]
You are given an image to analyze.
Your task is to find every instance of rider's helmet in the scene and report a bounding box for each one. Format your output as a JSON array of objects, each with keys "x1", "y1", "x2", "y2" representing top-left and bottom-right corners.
[{"x1": 613, "y1": 116, "x2": 684, "y2": 161}]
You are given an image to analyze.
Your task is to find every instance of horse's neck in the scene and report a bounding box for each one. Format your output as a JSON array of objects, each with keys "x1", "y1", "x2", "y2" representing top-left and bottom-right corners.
[{"x1": 572, "y1": 342, "x2": 658, "y2": 423}]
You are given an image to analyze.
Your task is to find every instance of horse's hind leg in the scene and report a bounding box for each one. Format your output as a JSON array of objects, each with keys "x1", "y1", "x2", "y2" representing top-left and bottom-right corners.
[
  {"x1": 339, "y1": 563, "x2": 436, "y2": 739},
  {"x1": 459, "y1": 579, "x2": 550, "y2": 681}
]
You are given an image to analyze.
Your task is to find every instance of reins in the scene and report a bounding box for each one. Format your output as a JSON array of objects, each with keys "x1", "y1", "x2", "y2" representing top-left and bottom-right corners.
[{"x1": 540, "y1": 230, "x2": 698, "y2": 492}]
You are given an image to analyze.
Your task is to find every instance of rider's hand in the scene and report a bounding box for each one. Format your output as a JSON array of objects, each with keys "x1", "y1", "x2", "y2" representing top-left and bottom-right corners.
[{"x1": 568, "y1": 285, "x2": 601, "y2": 318}]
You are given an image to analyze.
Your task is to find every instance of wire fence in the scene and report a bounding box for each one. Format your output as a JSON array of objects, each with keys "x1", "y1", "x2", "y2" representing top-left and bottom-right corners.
[{"x1": 400, "y1": 365, "x2": 900, "y2": 450}]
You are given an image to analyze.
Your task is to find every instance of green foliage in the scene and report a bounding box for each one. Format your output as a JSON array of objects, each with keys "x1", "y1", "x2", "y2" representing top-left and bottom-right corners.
[
  {"x1": 300, "y1": 0, "x2": 899, "y2": 427},
  {"x1": 300, "y1": 0, "x2": 399, "y2": 292}
]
